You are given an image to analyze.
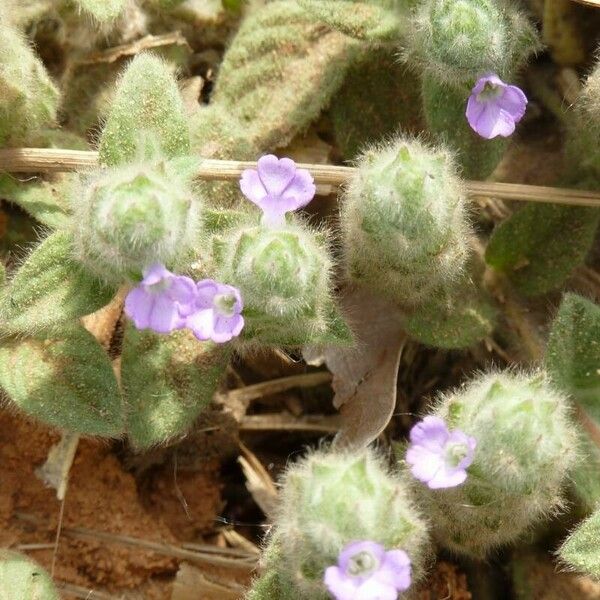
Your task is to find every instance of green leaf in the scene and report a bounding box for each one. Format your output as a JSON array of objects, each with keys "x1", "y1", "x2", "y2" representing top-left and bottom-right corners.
[
  {"x1": 211, "y1": 1, "x2": 359, "y2": 151},
  {"x1": 121, "y1": 325, "x2": 230, "y2": 449},
  {"x1": 486, "y1": 205, "x2": 600, "y2": 297},
  {"x1": 98, "y1": 53, "x2": 191, "y2": 166},
  {"x1": 243, "y1": 302, "x2": 353, "y2": 347},
  {"x1": 546, "y1": 295, "x2": 600, "y2": 514},
  {"x1": 546, "y1": 293, "x2": 600, "y2": 413},
  {"x1": 559, "y1": 508, "x2": 600, "y2": 578},
  {"x1": 330, "y1": 46, "x2": 422, "y2": 158},
  {"x1": 570, "y1": 434, "x2": 600, "y2": 515},
  {"x1": 296, "y1": 0, "x2": 404, "y2": 41},
  {"x1": 73, "y1": 0, "x2": 127, "y2": 21},
  {"x1": 0, "y1": 21, "x2": 59, "y2": 146},
  {"x1": 0, "y1": 326, "x2": 124, "y2": 437},
  {"x1": 404, "y1": 283, "x2": 497, "y2": 349},
  {"x1": 0, "y1": 231, "x2": 117, "y2": 336},
  {"x1": 0, "y1": 173, "x2": 73, "y2": 229}
]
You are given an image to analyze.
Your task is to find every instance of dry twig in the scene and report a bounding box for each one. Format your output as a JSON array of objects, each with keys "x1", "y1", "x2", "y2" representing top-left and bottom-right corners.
[{"x1": 2, "y1": 149, "x2": 600, "y2": 207}]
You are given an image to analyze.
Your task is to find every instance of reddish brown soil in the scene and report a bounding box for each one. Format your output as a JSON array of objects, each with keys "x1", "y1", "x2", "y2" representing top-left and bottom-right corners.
[{"x1": 0, "y1": 409, "x2": 223, "y2": 597}]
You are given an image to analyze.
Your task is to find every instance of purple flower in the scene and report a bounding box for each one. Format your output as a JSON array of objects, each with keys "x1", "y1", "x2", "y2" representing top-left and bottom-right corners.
[
  {"x1": 186, "y1": 279, "x2": 245, "y2": 343},
  {"x1": 240, "y1": 154, "x2": 316, "y2": 226},
  {"x1": 124, "y1": 264, "x2": 196, "y2": 334},
  {"x1": 324, "y1": 541, "x2": 411, "y2": 600},
  {"x1": 406, "y1": 416, "x2": 476, "y2": 490},
  {"x1": 466, "y1": 74, "x2": 527, "y2": 139}
]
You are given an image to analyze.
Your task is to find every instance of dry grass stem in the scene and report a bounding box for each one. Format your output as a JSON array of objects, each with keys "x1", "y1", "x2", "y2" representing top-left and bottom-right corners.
[
  {"x1": 15, "y1": 513, "x2": 258, "y2": 571},
  {"x1": 217, "y1": 371, "x2": 332, "y2": 405},
  {"x1": 240, "y1": 413, "x2": 341, "y2": 433},
  {"x1": 2, "y1": 149, "x2": 600, "y2": 207}
]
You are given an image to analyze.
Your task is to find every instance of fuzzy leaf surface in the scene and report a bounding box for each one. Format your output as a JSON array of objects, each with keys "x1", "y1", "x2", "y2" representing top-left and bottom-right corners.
[
  {"x1": 486, "y1": 205, "x2": 600, "y2": 296},
  {"x1": 98, "y1": 53, "x2": 190, "y2": 166},
  {"x1": 212, "y1": 1, "x2": 358, "y2": 151},
  {"x1": 0, "y1": 326, "x2": 124, "y2": 436},
  {"x1": 546, "y1": 293, "x2": 600, "y2": 415},
  {"x1": 296, "y1": 0, "x2": 404, "y2": 41},
  {"x1": 559, "y1": 508, "x2": 600, "y2": 578},
  {"x1": 121, "y1": 325, "x2": 230, "y2": 449},
  {"x1": 0, "y1": 231, "x2": 116, "y2": 336}
]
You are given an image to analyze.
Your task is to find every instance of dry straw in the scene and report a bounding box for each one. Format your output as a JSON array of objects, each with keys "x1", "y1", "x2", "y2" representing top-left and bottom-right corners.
[{"x1": 1, "y1": 147, "x2": 600, "y2": 208}]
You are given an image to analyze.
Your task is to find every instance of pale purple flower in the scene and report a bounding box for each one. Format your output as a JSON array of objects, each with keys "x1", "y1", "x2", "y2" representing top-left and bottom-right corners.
[
  {"x1": 324, "y1": 541, "x2": 411, "y2": 600},
  {"x1": 124, "y1": 264, "x2": 196, "y2": 334},
  {"x1": 406, "y1": 416, "x2": 476, "y2": 490},
  {"x1": 466, "y1": 74, "x2": 527, "y2": 139},
  {"x1": 240, "y1": 154, "x2": 316, "y2": 226},
  {"x1": 186, "y1": 279, "x2": 245, "y2": 343}
]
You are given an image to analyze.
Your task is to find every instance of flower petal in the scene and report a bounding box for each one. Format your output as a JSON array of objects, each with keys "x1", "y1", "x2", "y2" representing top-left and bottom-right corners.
[
  {"x1": 257, "y1": 155, "x2": 297, "y2": 196},
  {"x1": 378, "y1": 550, "x2": 411, "y2": 592},
  {"x1": 408, "y1": 416, "x2": 449, "y2": 451},
  {"x1": 168, "y1": 275, "x2": 197, "y2": 315},
  {"x1": 195, "y1": 280, "x2": 220, "y2": 310},
  {"x1": 466, "y1": 94, "x2": 486, "y2": 128},
  {"x1": 212, "y1": 314, "x2": 245, "y2": 343},
  {"x1": 142, "y1": 263, "x2": 172, "y2": 286},
  {"x1": 279, "y1": 168, "x2": 316, "y2": 211},
  {"x1": 406, "y1": 444, "x2": 446, "y2": 483},
  {"x1": 471, "y1": 73, "x2": 504, "y2": 96},
  {"x1": 324, "y1": 566, "x2": 360, "y2": 600},
  {"x1": 498, "y1": 85, "x2": 527, "y2": 123},
  {"x1": 338, "y1": 541, "x2": 386, "y2": 573},
  {"x1": 124, "y1": 287, "x2": 154, "y2": 329},
  {"x1": 186, "y1": 308, "x2": 216, "y2": 341},
  {"x1": 427, "y1": 466, "x2": 468, "y2": 490},
  {"x1": 355, "y1": 577, "x2": 398, "y2": 600},
  {"x1": 149, "y1": 294, "x2": 185, "y2": 333},
  {"x1": 240, "y1": 169, "x2": 267, "y2": 205}
]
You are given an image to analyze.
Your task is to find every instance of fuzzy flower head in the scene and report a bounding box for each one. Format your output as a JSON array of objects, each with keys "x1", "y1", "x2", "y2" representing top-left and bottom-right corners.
[
  {"x1": 406, "y1": 416, "x2": 476, "y2": 490},
  {"x1": 186, "y1": 279, "x2": 244, "y2": 343},
  {"x1": 240, "y1": 154, "x2": 316, "y2": 227},
  {"x1": 324, "y1": 541, "x2": 411, "y2": 600},
  {"x1": 124, "y1": 264, "x2": 196, "y2": 334},
  {"x1": 466, "y1": 74, "x2": 527, "y2": 139}
]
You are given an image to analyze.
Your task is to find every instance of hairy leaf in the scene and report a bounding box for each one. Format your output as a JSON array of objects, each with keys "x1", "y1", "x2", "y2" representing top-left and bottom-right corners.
[
  {"x1": 0, "y1": 231, "x2": 116, "y2": 336},
  {"x1": 559, "y1": 508, "x2": 600, "y2": 579},
  {"x1": 73, "y1": 0, "x2": 127, "y2": 21},
  {"x1": 0, "y1": 20, "x2": 59, "y2": 146},
  {"x1": 486, "y1": 205, "x2": 600, "y2": 296},
  {"x1": 0, "y1": 326, "x2": 124, "y2": 436},
  {"x1": 0, "y1": 173, "x2": 73, "y2": 229},
  {"x1": 121, "y1": 325, "x2": 230, "y2": 449},
  {"x1": 297, "y1": 0, "x2": 404, "y2": 41},
  {"x1": 99, "y1": 53, "x2": 190, "y2": 166},
  {"x1": 546, "y1": 293, "x2": 600, "y2": 414},
  {"x1": 212, "y1": 1, "x2": 359, "y2": 151}
]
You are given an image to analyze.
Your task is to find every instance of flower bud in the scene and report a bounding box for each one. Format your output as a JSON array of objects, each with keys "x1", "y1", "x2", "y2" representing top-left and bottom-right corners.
[
  {"x1": 216, "y1": 221, "x2": 337, "y2": 345},
  {"x1": 0, "y1": 551, "x2": 60, "y2": 599},
  {"x1": 248, "y1": 448, "x2": 430, "y2": 599},
  {"x1": 406, "y1": 371, "x2": 578, "y2": 558},
  {"x1": 341, "y1": 137, "x2": 470, "y2": 306},
  {"x1": 72, "y1": 158, "x2": 201, "y2": 282}
]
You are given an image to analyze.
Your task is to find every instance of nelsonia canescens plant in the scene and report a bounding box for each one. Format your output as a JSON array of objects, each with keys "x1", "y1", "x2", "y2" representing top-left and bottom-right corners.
[
  {"x1": 0, "y1": 550, "x2": 60, "y2": 600},
  {"x1": 341, "y1": 137, "x2": 497, "y2": 349},
  {"x1": 403, "y1": 371, "x2": 578, "y2": 558},
  {"x1": 247, "y1": 448, "x2": 431, "y2": 600},
  {"x1": 0, "y1": 52, "x2": 349, "y2": 447}
]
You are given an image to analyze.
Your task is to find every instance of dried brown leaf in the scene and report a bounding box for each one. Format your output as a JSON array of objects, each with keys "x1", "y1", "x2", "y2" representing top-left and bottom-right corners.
[{"x1": 306, "y1": 288, "x2": 406, "y2": 450}]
